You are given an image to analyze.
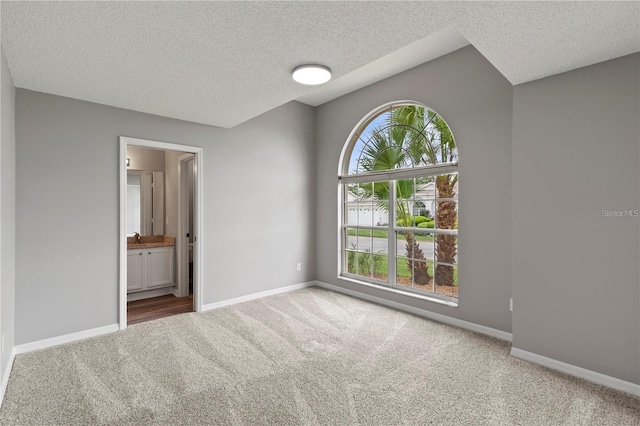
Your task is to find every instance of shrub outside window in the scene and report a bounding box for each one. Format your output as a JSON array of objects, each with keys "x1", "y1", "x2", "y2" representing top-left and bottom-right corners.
[{"x1": 339, "y1": 102, "x2": 458, "y2": 303}]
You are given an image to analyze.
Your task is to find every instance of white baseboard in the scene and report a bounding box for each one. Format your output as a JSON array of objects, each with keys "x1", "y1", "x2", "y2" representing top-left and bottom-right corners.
[
  {"x1": 201, "y1": 281, "x2": 315, "y2": 311},
  {"x1": 314, "y1": 280, "x2": 513, "y2": 342},
  {"x1": 0, "y1": 347, "x2": 16, "y2": 409},
  {"x1": 14, "y1": 324, "x2": 120, "y2": 355},
  {"x1": 511, "y1": 348, "x2": 640, "y2": 397}
]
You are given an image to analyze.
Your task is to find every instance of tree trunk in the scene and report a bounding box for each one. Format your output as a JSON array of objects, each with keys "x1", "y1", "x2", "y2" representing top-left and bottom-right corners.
[
  {"x1": 405, "y1": 232, "x2": 430, "y2": 285},
  {"x1": 435, "y1": 175, "x2": 457, "y2": 286}
]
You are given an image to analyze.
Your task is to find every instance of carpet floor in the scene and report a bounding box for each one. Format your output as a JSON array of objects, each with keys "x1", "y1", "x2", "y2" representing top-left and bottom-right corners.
[{"x1": 1, "y1": 287, "x2": 639, "y2": 425}]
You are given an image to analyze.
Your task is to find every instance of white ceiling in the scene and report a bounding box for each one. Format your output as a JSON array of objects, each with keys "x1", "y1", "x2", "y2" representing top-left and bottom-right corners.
[{"x1": 2, "y1": 1, "x2": 639, "y2": 128}]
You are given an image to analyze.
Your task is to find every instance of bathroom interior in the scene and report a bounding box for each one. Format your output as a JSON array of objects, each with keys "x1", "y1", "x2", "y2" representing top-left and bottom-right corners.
[{"x1": 126, "y1": 146, "x2": 195, "y2": 325}]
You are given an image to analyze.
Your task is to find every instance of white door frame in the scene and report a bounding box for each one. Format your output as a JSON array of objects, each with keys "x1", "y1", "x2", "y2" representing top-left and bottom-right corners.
[
  {"x1": 119, "y1": 136, "x2": 204, "y2": 330},
  {"x1": 176, "y1": 153, "x2": 194, "y2": 298}
]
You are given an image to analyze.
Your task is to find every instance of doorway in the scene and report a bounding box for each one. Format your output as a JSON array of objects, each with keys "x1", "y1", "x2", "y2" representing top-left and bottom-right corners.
[{"x1": 119, "y1": 137, "x2": 204, "y2": 329}]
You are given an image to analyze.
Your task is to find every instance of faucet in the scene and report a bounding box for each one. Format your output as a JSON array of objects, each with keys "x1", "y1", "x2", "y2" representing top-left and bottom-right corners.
[{"x1": 133, "y1": 232, "x2": 141, "y2": 243}]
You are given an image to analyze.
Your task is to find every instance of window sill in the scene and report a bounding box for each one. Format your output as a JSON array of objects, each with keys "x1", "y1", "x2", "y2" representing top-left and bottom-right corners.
[{"x1": 337, "y1": 275, "x2": 458, "y2": 308}]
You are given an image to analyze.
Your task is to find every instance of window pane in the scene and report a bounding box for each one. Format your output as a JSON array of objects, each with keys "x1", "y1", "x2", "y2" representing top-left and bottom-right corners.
[
  {"x1": 345, "y1": 203, "x2": 358, "y2": 226},
  {"x1": 357, "y1": 228, "x2": 372, "y2": 253},
  {"x1": 374, "y1": 199, "x2": 389, "y2": 226},
  {"x1": 356, "y1": 252, "x2": 372, "y2": 278},
  {"x1": 422, "y1": 198, "x2": 436, "y2": 221},
  {"x1": 434, "y1": 199, "x2": 458, "y2": 230},
  {"x1": 412, "y1": 260, "x2": 433, "y2": 290},
  {"x1": 372, "y1": 254, "x2": 388, "y2": 282},
  {"x1": 434, "y1": 231, "x2": 457, "y2": 295},
  {"x1": 347, "y1": 251, "x2": 388, "y2": 282},
  {"x1": 346, "y1": 249, "x2": 357, "y2": 274},
  {"x1": 434, "y1": 173, "x2": 458, "y2": 231},
  {"x1": 370, "y1": 232, "x2": 388, "y2": 255},
  {"x1": 396, "y1": 257, "x2": 411, "y2": 287},
  {"x1": 358, "y1": 201, "x2": 374, "y2": 227},
  {"x1": 435, "y1": 174, "x2": 458, "y2": 198},
  {"x1": 434, "y1": 264, "x2": 458, "y2": 298},
  {"x1": 435, "y1": 235, "x2": 457, "y2": 267},
  {"x1": 396, "y1": 258, "x2": 435, "y2": 292},
  {"x1": 415, "y1": 233, "x2": 435, "y2": 263},
  {"x1": 397, "y1": 232, "x2": 434, "y2": 263},
  {"x1": 345, "y1": 228, "x2": 358, "y2": 252},
  {"x1": 396, "y1": 179, "x2": 441, "y2": 231},
  {"x1": 413, "y1": 215, "x2": 435, "y2": 231},
  {"x1": 412, "y1": 200, "x2": 425, "y2": 217},
  {"x1": 396, "y1": 202, "x2": 412, "y2": 228},
  {"x1": 344, "y1": 183, "x2": 359, "y2": 226},
  {"x1": 372, "y1": 181, "x2": 389, "y2": 226},
  {"x1": 398, "y1": 232, "x2": 412, "y2": 259},
  {"x1": 346, "y1": 182, "x2": 393, "y2": 228},
  {"x1": 414, "y1": 177, "x2": 434, "y2": 219},
  {"x1": 409, "y1": 259, "x2": 427, "y2": 286},
  {"x1": 372, "y1": 181, "x2": 390, "y2": 201},
  {"x1": 395, "y1": 178, "x2": 415, "y2": 227}
]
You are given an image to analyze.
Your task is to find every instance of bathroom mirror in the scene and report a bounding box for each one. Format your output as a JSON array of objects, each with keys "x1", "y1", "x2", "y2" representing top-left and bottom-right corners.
[{"x1": 126, "y1": 171, "x2": 164, "y2": 236}]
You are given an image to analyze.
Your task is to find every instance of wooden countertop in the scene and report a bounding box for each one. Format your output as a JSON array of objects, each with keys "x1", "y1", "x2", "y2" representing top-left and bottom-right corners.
[{"x1": 127, "y1": 235, "x2": 174, "y2": 249}]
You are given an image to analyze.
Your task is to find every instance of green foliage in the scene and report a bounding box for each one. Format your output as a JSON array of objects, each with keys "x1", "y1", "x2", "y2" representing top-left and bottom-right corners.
[
  {"x1": 347, "y1": 252, "x2": 458, "y2": 285},
  {"x1": 391, "y1": 105, "x2": 458, "y2": 165},
  {"x1": 347, "y1": 244, "x2": 357, "y2": 274},
  {"x1": 371, "y1": 253, "x2": 386, "y2": 276},
  {"x1": 396, "y1": 215, "x2": 430, "y2": 227},
  {"x1": 358, "y1": 252, "x2": 384, "y2": 276},
  {"x1": 347, "y1": 243, "x2": 387, "y2": 277},
  {"x1": 414, "y1": 215, "x2": 428, "y2": 224},
  {"x1": 396, "y1": 218, "x2": 409, "y2": 227},
  {"x1": 357, "y1": 252, "x2": 370, "y2": 275},
  {"x1": 417, "y1": 221, "x2": 435, "y2": 229}
]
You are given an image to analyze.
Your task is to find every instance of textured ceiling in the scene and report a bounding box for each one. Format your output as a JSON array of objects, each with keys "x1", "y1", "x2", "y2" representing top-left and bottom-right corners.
[{"x1": 2, "y1": 1, "x2": 639, "y2": 128}]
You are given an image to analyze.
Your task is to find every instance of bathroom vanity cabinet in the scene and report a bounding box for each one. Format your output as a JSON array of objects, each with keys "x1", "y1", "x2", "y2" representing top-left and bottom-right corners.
[{"x1": 127, "y1": 246, "x2": 175, "y2": 293}]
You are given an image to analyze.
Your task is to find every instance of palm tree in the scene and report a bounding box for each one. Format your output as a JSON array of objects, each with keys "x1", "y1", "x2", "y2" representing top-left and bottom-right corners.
[
  {"x1": 392, "y1": 105, "x2": 458, "y2": 287},
  {"x1": 351, "y1": 118, "x2": 431, "y2": 285}
]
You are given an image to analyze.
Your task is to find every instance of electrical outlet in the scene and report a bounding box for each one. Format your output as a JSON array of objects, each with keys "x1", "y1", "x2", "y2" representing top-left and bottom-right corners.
[
  {"x1": 509, "y1": 298, "x2": 513, "y2": 312},
  {"x1": 296, "y1": 263, "x2": 302, "y2": 272}
]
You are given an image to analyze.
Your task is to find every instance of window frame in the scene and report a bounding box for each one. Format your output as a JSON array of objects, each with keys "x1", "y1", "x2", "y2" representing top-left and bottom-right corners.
[{"x1": 337, "y1": 101, "x2": 459, "y2": 306}]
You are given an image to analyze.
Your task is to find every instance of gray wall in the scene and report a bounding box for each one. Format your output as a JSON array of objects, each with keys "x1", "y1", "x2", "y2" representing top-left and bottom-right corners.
[
  {"x1": 127, "y1": 146, "x2": 166, "y2": 172},
  {"x1": 15, "y1": 90, "x2": 315, "y2": 344},
  {"x1": 315, "y1": 46, "x2": 514, "y2": 332},
  {"x1": 1, "y1": 50, "x2": 16, "y2": 384},
  {"x1": 512, "y1": 53, "x2": 640, "y2": 384}
]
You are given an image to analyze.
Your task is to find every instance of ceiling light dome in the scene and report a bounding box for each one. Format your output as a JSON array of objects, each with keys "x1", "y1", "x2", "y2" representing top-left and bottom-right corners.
[{"x1": 292, "y1": 64, "x2": 332, "y2": 85}]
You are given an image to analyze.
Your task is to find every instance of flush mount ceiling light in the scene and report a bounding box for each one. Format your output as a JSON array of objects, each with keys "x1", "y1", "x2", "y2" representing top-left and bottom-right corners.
[{"x1": 292, "y1": 64, "x2": 332, "y2": 85}]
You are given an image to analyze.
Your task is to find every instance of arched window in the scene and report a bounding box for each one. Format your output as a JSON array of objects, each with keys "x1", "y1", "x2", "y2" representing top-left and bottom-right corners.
[
  {"x1": 339, "y1": 102, "x2": 458, "y2": 302},
  {"x1": 412, "y1": 201, "x2": 427, "y2": 217}
]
